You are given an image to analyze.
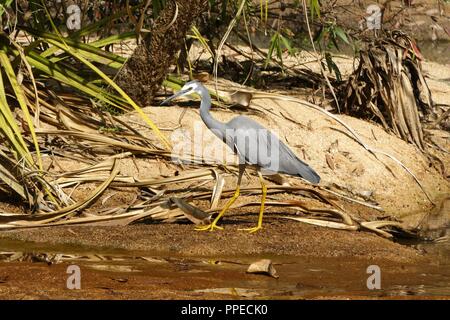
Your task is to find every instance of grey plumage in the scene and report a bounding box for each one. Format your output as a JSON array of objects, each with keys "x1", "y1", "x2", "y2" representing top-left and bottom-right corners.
[
  {"x1": 163, "y1": 80, "x2": 320, "y2": 184},
  {"x1": 162, "y1": 80, "x2": 321, "y2": 232},
  {"x1": 225, "y1": 116, "x2": 320, "y2": 184}
]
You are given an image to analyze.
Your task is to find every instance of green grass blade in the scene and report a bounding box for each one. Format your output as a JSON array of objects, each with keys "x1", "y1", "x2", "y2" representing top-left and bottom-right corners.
[
  {"x1": 0, "y1": 50, "x2": 38, "y2": 168},
  {"x1": 90, "y1": 32, "x2": 136, "y2": 48},
  {"x1": 23, "y1": 27, "x2": 127, "y2": 65},
  {"x1": 0, "y1": 70, "x2": 31, "y2": 158},
  {"x1": 190, "y1": 26, "x2": 214, "y2": 58},
  {"x1": 23, "y1": 49, "x2": 127, "y2": 109},
  {"x1": 45, "y1": 39, "x2": 171, "y2": 149}
]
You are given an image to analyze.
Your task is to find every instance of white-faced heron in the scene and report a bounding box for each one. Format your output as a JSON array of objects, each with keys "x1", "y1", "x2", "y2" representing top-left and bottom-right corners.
[{"x1": 162, "y1": 80, "x2": 320, "y2": 233}]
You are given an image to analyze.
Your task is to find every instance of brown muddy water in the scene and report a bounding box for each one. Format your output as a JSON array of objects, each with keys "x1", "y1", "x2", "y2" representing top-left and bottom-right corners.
[{"x1": 0, "y1": 238, "x2": 448, "y2": 299}]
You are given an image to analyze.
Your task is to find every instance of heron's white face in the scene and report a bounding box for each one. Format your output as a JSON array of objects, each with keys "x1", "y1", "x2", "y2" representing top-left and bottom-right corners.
[
  {"x1": 161, "y1": 80, "x2": 202, "y2": 105},
  {"x1": 180, "y1": 81, "x2": 201, "y2": 96}
]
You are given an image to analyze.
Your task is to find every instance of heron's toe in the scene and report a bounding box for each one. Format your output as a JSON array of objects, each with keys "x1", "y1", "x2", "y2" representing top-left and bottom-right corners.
[
  {"x1": 195, "y1": 223, "x2": 223, "y2": 232},
  {"x1": 239, "y1": 225, "x2": 262, "y2": 233}
]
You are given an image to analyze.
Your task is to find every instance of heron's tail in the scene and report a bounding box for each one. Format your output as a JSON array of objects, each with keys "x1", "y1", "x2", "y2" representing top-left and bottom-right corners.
[
  {"x1": 297, "y1": 163, "x2": 321, "y2": 184},
  {"x1": 278, "y1": 142, "x2": 321, "y2": 184}
]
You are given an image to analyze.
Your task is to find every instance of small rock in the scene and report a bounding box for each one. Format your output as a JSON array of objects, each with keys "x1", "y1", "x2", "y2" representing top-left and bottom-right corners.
[
  {"x1": 246, "y1": 259, "x2": 279, "y2": 279},
  {"x1": 359, "y1": 190, "x2": 374, "y2": 200}
]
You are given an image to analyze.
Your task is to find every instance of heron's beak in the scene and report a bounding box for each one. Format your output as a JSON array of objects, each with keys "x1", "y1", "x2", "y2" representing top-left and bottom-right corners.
[{"x1": 160, "y1": 89, "x2": 190, "y2": 105}]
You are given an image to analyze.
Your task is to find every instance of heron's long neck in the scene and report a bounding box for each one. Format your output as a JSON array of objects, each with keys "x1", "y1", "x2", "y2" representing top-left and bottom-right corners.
[{"x1": 199, "y1": 88, "x2": 227, "y2": 140}]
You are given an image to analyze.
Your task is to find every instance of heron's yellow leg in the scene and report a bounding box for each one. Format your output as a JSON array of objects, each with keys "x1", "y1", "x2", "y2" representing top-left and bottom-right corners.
[
  {"x1": 239, "y1": 171, "x2": 267, "y2": 233},
  {"x1": 195, "y1": 186, "x2": 240, "y2": 231},
  {"x1": 196, "y1": 164, "x2": 245, "y2": 232}
]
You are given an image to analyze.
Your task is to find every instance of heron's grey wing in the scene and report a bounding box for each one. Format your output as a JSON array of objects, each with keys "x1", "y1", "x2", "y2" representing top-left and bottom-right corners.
[
  {"x1": 226, "y1": 116, "x2": 269, "y2": 165},
  {"x1": 227, "y1": 116, "x2": 320, "y2": 184}
]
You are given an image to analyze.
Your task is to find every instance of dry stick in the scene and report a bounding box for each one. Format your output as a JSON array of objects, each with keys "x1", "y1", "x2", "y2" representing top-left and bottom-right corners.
[
  {"x1": 250, "y1": 94, "x2": 434, "y2": 204},
  {"x1": 233, "y1": 30, "x2": 268, "y2": 59},
  {"x1": 212, "y1": 11, "x2": 257, "y2": 99},
  {"x1": 126, "y1": 0, "x2": 139, "y2": 25},
  {"x1": 213, "y1": 0, "x2": 246, "y2": 99},
  {"x1": 137, "y1": 0, "x2": 152, "y2": 37},
  {"x1": 237, "y1": 7, "x2": 255, "y2": 89},
  {"x1": 319, "y1": 188, "x2": 383, "y2": 211},
  {"x1": 225, "y1": 42, "x2": 255, "y2": 61},
  {"x1": 301, "y1": 0, "x2": 341, "y2": 113}
]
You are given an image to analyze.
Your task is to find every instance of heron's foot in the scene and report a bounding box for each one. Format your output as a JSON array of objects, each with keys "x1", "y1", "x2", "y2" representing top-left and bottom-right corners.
[
  {"x1": 239, "y1": 225, "x2": 262, "y2": 233},
  {"x1": 195, "y1": 222, "x2": 223, "y2": 232}
]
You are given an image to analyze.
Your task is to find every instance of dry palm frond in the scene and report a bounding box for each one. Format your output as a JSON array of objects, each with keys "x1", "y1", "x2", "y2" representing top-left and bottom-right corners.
[
  {"x1": 340, "y1": 31, "x2": 436, "y2": 152},
  {"x1": 280, "y1": 216, "x2": 358, "y2": 231}
]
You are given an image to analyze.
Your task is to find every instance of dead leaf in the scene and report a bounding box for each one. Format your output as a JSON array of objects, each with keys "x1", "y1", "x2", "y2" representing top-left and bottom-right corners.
[
  {"x1": 170, "y1": 197, "x2": 211, "y2": 225},
  {"x1": 325, "y1": 153, "x2": 335, "y2": 170}
]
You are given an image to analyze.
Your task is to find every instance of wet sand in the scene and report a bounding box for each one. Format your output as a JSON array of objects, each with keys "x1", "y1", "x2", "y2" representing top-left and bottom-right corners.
[{"x1": 0, "y1": 222, "x2": 424, "y2": 261}]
